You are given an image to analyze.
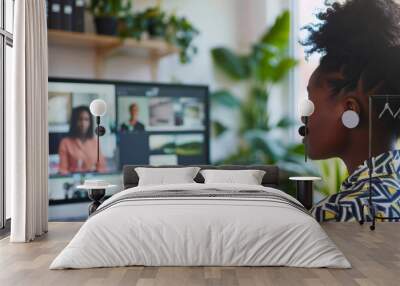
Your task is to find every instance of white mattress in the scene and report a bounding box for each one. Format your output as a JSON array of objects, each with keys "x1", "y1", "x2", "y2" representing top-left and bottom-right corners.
[{"x1": 50, "y1": 183, "x2": 351, "y2": 269}]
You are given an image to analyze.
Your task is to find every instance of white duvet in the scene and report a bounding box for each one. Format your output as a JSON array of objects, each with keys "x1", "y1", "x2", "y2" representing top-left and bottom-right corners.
[{"x1": 50, "y1": 183, "x2": 351, "y2": 269}]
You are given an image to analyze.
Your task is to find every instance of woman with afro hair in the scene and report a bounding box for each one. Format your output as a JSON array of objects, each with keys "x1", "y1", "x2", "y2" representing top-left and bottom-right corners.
[{"x1": 302, "y1": 0, "x2": 400, "y2": 222}]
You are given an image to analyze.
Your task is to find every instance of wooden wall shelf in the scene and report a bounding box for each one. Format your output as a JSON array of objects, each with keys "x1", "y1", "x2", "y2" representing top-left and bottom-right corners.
[{"x1": 48, "y1": 30, "x2": 180, "y2": 79}]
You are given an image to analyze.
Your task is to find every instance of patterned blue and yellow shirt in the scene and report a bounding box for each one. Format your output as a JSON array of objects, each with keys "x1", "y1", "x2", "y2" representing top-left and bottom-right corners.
[{"x1": 312, "y1": 150, "x2": 400, "y2": 222}]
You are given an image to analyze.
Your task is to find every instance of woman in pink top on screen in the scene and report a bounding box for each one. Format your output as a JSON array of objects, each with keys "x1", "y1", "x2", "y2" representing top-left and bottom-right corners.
[{"x1": 58, "y1": 106, "x2": 107, "y2": 175}]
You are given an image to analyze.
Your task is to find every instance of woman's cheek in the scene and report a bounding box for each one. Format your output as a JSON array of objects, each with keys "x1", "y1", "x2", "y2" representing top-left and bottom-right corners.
[
  {"x1": 308, "y1": 112, "x2": 331, "y2": 159},
  {"x1": 309, "y1": 109, "x2": 345, "y2": 160}
]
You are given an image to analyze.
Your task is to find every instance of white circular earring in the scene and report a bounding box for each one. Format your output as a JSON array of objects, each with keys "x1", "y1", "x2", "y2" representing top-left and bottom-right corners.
[{"x1": 342, "y1": 110, "x2": 359, "y2": 129}]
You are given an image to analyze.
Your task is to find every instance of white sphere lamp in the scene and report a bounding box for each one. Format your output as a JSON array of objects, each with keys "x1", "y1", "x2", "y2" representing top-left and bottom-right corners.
[
  {"x1": 299, "y1": 98, "x2": 315, "y2": 117},
  {"x1": 90, "y1": 99, "x2": 107, "y2": 117}
]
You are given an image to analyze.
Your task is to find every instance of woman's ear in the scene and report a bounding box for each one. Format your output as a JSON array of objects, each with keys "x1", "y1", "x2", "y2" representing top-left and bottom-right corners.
[
  {"x1": 341, "y1": 96, "x2": 362, "y2": 129},
  {"x1": 343, "y1": 97, "x2": 361, "y2": 114}
]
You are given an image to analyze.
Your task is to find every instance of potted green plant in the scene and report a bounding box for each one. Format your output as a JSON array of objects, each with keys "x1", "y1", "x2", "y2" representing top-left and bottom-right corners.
[
  {"x1": 166, "y1": 15, "x2": 199, "y2": 63},
  {"x1": 118, "y1": 6, "x2": 199, "y2": 63},
  {"x1": 140, "y1": 7, "x2": 167, "y2": 38},
  {"x1": 88, "y1": 0, "x2": 132, "y2": 35}
]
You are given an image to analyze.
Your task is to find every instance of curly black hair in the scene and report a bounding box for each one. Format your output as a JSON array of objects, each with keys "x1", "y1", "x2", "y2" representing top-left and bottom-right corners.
[
  {"x1": 303, "y1": 0, "x2": 400, "y2": 94},
  {"x1": 68, "y1": 106, "x2": 94, "y2": 139},
  {"x1": 303, "y1": 0, "x2": 400, "y2": 135}
]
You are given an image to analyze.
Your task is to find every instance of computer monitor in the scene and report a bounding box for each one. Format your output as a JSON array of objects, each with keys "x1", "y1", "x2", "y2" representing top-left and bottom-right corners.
[{"x1": 48, "y1": 78, "x2": 209, "y2": 206}]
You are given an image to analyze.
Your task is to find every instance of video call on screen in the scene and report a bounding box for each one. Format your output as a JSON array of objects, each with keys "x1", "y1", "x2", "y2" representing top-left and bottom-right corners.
[{"x1": 48, "y1": 79, "x2": 209, "y2": 178}]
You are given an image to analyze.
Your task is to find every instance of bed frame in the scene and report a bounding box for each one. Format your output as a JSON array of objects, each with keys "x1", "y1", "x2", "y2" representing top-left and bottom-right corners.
[{"x1": 123, "y1": 165, "x2": 280, "y2": 189}]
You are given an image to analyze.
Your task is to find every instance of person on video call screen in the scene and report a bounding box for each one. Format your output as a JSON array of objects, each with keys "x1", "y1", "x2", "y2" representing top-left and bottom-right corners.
[
  {"x1": 120, "y1": 103, "x2": 145, "y2": 132},
  {"x1": 58, "y1": 106, "x2": 107, "y2": 175}
]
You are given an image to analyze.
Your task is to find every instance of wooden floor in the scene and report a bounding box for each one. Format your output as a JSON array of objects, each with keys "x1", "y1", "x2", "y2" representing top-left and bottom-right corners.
[{"x1": 0, "y1": 222, "x2": 399, "y2": 286}]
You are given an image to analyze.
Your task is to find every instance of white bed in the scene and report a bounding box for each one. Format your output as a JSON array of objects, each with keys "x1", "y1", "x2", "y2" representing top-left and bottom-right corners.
[{"x1": 50, "y1": 183, "x2": 351, "y2": 269}]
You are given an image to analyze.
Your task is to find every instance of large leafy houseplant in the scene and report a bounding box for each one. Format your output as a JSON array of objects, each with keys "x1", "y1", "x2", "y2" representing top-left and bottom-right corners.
[{"x1": 211, "y1": 11, "x2": 316, "y2": 193}]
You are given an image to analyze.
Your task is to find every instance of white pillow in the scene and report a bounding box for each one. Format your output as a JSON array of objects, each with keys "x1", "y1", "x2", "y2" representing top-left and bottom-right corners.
[
  {"x1": 200, "y1": 169, "x2": 266, "y2": 185},
  {"x1": 135, "y1": 167, "x2": 201, "y2": 186}
]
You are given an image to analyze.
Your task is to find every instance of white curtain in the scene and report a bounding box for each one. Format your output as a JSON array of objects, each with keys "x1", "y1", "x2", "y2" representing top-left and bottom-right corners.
[{"x1": 8, "y1": 0, "x2": 48, "y2": 242}]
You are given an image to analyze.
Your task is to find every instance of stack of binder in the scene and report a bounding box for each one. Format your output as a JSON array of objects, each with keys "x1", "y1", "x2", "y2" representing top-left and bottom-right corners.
[
  {"x1": 74, "y1": 0, "x2": 85, "y2": 32},
  {"x1": 48, "y1": 0, "x2": 85, "y2": 32}
]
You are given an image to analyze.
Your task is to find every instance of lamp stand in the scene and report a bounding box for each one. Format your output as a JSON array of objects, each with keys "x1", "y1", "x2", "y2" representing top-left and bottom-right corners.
[
  {"x1": 94, "y1": 116, "x2": 106, "y2": 170},
  {"x1": 96, "y1": 116, "x2": 100, "y2": 165},
  {"x1": 304, "y1": 116, "x2": 308, "y2": 162},
  {"x1": 298, "y1": 116, "x2": 309, "y2": 162}
]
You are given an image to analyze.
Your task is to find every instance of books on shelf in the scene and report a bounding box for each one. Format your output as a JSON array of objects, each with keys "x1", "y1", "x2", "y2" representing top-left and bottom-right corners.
[
  {"x1": 62, "y1": 0, "x2": 74, "y2": 31},
  {"x1": 73, "y1": 0, "x2": 85, "y2": 32},
  {"x1": 48, "y1": 0, "x2": 85, "y2": 32},
  {"x1": 46, "y1": 0, "x2": 50, "y2": 28},
  {"x1": 49, "y1": 0, "x2": 62, "y2": 30}
]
